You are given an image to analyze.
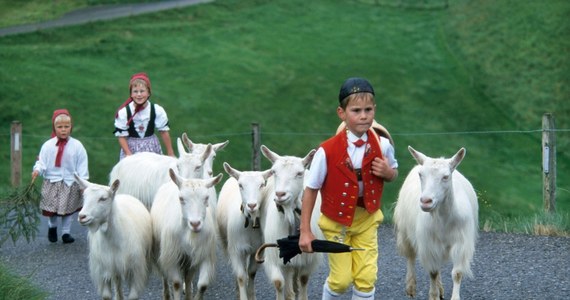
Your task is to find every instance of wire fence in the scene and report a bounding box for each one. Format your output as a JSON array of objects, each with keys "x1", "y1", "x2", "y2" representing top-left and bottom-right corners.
[{"x1": 3, "y1": 127, "x2": 568, "y2": 141}]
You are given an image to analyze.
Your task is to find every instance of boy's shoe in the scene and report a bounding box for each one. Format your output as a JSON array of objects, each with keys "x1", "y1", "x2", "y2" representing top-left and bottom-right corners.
[
  {"x1": 62, "y1": 234, "x2": 75, "y2": 244},
  {"x1": 48, "y1": 227, "x2": 57, "y2": 243}
]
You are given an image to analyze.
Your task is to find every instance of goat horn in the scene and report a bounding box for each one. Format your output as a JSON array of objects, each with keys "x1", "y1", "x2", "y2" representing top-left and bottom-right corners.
[{"x1": 255, "y1": 243, "x2": 278, "y2": 264}]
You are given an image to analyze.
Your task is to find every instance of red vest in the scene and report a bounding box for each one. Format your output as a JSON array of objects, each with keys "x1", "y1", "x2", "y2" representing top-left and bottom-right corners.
[{"x1": 320, "y1": 129, "x2": 384, "y2": 226}]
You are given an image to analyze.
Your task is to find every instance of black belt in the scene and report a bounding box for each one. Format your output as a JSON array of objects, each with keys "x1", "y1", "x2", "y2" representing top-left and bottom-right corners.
[
  {"x1": 357, "y1": 196, "x2": 365, "y2": 208},
  {"x1": 355, "y1": 168, "x2": 362, "y2": 181}
]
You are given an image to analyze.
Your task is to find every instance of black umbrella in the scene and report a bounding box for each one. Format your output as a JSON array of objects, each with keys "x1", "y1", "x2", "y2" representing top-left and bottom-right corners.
[{"x1": 255, "y1": 234, "x2": 364, "y2": 265}]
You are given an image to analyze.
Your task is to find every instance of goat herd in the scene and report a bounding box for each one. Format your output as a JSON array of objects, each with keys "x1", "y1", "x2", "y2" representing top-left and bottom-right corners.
[{"x1": 74, "y1": 132, "x2": 478, "y2": 300}]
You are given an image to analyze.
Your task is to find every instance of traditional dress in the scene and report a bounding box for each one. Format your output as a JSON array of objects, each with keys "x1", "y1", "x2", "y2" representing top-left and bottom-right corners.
[
  {"x1": 305, "y1": 128, "x2": 397, "y2": 296},
  {"x1": 113, "y1": 100, "x2": 170, "y2": 160},
  {"x1": 33, "y1": 136, "x2": 88, "y2": 216}
]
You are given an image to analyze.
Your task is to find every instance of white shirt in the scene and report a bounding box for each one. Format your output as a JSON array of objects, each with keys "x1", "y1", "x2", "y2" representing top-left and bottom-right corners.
[
  {"x1": 306, "y1": 131, "x2": 398, "y2": 192},
  {"x1": 33, "y1": 137, "x2": 89, "y2": 186},
  {"x1": 114, "y1": 101, "x2": 170, "y2": 137}
]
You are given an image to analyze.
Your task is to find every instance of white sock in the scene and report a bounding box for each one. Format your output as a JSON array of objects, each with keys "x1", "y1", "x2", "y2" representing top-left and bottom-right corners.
[
  {"x1": 48, "y1": 216, "x2": 58, "y2": 228},
  {"x1": 322, "y1": 282, "x2": 343, "y2": 300},
  {"x1": 61, "y1": 214, "x2": 73, "y2": 235},
  {"x1": 351, "y1": 287, "x2": 375, "y2": 300}
]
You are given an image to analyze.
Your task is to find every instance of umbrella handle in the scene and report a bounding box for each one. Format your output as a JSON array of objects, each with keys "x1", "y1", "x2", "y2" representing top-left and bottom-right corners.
[{"x1": 255, "y1": 243, "x2": 278, "y2": 264}]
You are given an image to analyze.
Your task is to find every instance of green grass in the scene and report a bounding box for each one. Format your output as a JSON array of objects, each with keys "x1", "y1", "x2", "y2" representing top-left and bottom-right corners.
[
  {"x1": 0, "y1": 264, "x2": 46, "y2": 300},
  {"x1": 0, "y1": 1, "x2": 568, "y2": 297},
  {"x1": 0, "y1": 0, "x2": 568, "y2": 232}
]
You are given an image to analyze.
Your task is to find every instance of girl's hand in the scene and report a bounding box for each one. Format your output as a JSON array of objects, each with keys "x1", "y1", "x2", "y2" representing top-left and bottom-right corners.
[{"x1": 31, "y1": 170, "x2": 39, "y2": 181}]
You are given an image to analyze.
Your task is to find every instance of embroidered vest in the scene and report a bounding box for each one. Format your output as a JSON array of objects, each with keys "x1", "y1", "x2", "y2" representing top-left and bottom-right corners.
[
  {"x1": 126, "y1": 103, "x2": 156, "y2": 138},
  {"x1": 320, "y1": 129, "x2": 384, "y2": 226}
]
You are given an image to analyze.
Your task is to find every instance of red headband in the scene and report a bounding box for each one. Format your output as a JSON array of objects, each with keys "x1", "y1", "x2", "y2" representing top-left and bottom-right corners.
[
  {"x1": 116, "y1": 72, "x2": 152, "y2": 118},
  {"x1": 51, "y1": 109, "x2": 72, "y2": 138},
  {"x1": 129, "y1": 72, "x2": 151, "y2": 94}
]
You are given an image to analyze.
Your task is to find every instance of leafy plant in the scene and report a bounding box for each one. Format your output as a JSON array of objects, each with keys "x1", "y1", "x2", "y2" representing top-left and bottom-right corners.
[{"x1": 0, "y1": 181, "x2": 41, "y2": 247}]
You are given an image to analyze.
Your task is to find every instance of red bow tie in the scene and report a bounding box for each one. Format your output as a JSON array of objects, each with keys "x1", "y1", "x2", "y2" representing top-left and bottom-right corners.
[{"x1": 353, "y1": 139, "x2": 366, "y2": 147}]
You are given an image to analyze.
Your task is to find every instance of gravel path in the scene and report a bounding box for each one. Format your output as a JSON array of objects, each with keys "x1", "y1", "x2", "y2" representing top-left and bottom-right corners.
[
  {"x1": 1, "y1": 217, "x2": 568, "y2": 300},
  {"x1": 0, "y1": 0, "x2": 212, "y2": 37}
]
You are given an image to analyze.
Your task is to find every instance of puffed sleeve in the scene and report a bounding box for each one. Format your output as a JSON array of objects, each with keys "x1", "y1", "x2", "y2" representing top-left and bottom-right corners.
[
  {"x1": 380, "y1": 136, "x2": 398, "y2": 169},
  {"x1": 32, "y1": 142, "x2": 49, "y2": 176},
  {"x1": 154, "y1": 103, "x2": 170, "y2": 131},
  {"x1": 114, "y1": 106, "x2": 129, "y2": 137},
  {"x1": 75, "y1": 141, "x2": 89, "y2": 180},
  {"x1": 305, "y1": 147, "x2": 327, "y2": 190}
]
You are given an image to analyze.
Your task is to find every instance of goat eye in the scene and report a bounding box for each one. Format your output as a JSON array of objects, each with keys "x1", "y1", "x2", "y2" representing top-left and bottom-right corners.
[
  {"x1": 442, "y1": 176, "x2": 449, "y2": 181},
  {"x1": 179, "y1": 197, "x2": 184, "y2": 203}
]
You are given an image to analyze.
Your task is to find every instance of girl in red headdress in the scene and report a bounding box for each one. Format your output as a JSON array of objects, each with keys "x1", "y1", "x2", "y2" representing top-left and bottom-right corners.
[
  {"x1": 113, "y1": 72, "x2": 175, "y2": 160},
  {"x1": 32, "y1": 109, "x2": 89, "y2": 244}
]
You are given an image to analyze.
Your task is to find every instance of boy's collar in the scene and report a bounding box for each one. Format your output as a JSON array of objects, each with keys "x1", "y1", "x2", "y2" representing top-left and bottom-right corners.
[{"x1": 346, "y1": 130, "x2": 368, "y2": 142}]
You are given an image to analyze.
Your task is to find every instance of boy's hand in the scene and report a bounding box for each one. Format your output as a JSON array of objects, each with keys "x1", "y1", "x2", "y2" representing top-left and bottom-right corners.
[
  {"x1": 299, "y1": 231, "x2": 315, "y2": 253},
  {"x1": 372, "y1": 157, "x2": 396, "y2": 181}
]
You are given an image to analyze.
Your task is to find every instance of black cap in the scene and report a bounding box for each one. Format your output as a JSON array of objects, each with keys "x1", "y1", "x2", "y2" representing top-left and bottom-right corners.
[{"x1": 338, "y1": 77, "x2": 375, "y2": 102}]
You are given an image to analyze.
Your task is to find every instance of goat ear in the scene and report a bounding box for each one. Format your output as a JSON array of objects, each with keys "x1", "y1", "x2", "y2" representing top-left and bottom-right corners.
[
  {"x1": 223, "y1": 162, "x2": 241, "y2": 180},
  {"x1": 214, "y1": 140, "x2": 229, "y2": 152},
  {"x1": 261, "y1": 145, "x2": 279, "y2": 163},
  {"x1": 408, "y1": 146, "x2": 427, "y2": 165},
  {"x1": 74, "y1": 172, "x2": 89, "y2": 189},
  {"x1": 262, "y1": 169, "x2": 273, "y2": 180},
  {"x1": 110, "y1": 179, "x2": 120, "y2": 194},
  {"x1": 201, "y1": 144, "x2": 213, "y2": 161},
  {"x1": 206, "y1": 173, "x2": 223, "y2": 188},
  {"x1": 449, "y1": 148, "x2": 466, "y2": 171},
  {"x1": 302, "y1": 149, "x2": 317, "y2": 168},
  {"x1": 181, "y1": 132, "x2": 194, "y2": 152},
  {"x1": 177, "y1": 137, "x2": 188, "y2": 156},
  {"x1": 169, "y1": 168, "x2": 181, "y2": 187}
]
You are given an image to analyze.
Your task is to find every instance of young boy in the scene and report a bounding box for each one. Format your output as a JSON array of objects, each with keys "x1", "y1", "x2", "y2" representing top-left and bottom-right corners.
[{"x1": 299, "y1": 77, "x2": 398, "y2": 299}]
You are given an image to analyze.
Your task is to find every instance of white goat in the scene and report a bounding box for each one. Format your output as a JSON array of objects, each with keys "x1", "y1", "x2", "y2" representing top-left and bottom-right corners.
[
  {"x1": 108, "y1": 144, "x2": 212, "y2": 210},
  {"x1": 393, "y1": 146, "x2": 478, "y2": 300},
  {"x1": 180, "y1": 132, "x2": 229, "y2": 179},
  {"x1": 75, "y1": 174, "x2": 152, "y2": 300},
  {"x1": 216, "y1": 162, "x2": 273, "y2": 300},
  {"x1": 151, "y1": 168, "x2": 223, "y2": 300},
  {"x1": 179, "y1": 133, "x2": 229, "y2": 211},
  {"x1": 259, "y1": 145, "x2": 323, "y2": 300}
]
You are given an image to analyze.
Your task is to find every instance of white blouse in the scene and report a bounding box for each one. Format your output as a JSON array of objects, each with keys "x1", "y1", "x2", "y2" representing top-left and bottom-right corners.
[
  {"x1": 114, "y1": 101, "x2": 170, "y2": 138},
  {"x1": 33, "y1": 137, "x2": 89, "y2": 186}
]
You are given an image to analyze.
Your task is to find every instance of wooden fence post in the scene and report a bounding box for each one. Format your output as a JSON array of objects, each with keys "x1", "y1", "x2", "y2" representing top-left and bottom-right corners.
[
  {"x1": 11, "y1": 121, "x2": 22, "y2": 187},
  {"x1": 251, "y1": 122, "x2": 261, "y2": 171},
  {"x1": 542, "y1": 113, "x2": 556, "y2": 213}
]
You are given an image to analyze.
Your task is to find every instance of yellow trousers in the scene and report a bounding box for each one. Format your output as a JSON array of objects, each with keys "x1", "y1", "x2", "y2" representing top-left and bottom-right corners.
[{"x1": 319, "y1": 207, "x2": 383, "y2": 294}]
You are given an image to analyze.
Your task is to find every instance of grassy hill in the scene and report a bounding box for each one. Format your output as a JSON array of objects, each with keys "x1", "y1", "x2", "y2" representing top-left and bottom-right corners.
[{"x1": 0, "y1": 0, "x2": 568, "y2": 232}]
